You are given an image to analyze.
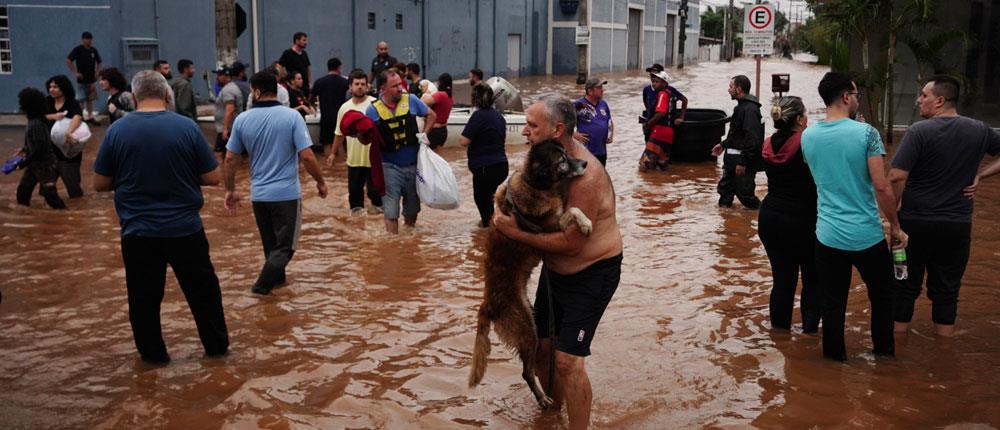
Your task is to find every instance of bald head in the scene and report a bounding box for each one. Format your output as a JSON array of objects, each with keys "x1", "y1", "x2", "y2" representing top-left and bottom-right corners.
[{"x1": 377, "y1": 41, "x2": 389, "y2": 57}]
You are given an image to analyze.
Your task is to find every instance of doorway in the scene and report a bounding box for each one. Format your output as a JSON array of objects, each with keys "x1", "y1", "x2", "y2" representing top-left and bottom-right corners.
[
  {"x1": 627, "y1": 8, "x2": 642, "y2": 70},
  {"x1": 507, "y1": 34, "x2": 521, "y2": 77}
]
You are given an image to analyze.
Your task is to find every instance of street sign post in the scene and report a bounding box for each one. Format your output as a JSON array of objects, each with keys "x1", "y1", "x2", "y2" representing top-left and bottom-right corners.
[{"x1": 744, "y1": 4, "x2": 775, "y2": 98}]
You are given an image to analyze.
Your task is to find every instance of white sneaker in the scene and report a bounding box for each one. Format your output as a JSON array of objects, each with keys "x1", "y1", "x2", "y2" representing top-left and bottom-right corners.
[{"x1": 351, "y1": 207, "x2": 365, "y2": 216}]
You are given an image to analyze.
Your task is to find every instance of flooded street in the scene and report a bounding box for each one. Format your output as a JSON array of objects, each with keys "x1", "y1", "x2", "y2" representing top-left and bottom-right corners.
[{"x1": 2, "y1": 57, "x2": 999, "y2": 428}]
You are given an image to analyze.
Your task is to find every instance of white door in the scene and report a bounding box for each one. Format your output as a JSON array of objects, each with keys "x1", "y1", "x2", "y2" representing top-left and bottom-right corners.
[{"x1": 507, "y1": 34, "x2": 521, "y2": 77}]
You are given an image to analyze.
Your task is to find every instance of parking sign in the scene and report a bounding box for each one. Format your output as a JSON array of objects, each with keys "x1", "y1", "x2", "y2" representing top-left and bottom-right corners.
[{"x1": 744, "y1": 4, "x2": 775, "y2": 56}]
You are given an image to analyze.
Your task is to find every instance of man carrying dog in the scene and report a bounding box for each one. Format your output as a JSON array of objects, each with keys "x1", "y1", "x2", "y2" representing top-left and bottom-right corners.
[{"x1": 493, "y1": 94, "x2": 623, "y2": 430}]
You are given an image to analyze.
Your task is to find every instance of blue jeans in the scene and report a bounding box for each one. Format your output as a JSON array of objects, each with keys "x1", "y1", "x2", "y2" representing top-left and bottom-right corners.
[{"x1": 381, "y1": 162, "x2": 420, "y2": 220}]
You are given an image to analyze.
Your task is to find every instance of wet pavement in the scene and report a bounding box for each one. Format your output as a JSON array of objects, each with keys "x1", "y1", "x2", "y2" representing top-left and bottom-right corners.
[{"x1": 2, "y1": 57, "x2": 1000, "y2": 429}]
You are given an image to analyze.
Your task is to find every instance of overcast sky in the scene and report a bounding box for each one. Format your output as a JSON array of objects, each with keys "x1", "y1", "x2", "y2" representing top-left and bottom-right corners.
[{"x1": 699, "y1": 0, "x2": 814, "y2": 23}]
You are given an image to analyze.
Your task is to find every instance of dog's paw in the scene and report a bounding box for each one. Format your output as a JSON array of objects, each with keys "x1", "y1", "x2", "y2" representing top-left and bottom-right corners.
[
  {"x1": 576, "y1": 217, "x2": 593, "y2": 236},
  {"x1": 561, "y1": 207, "x2": 593, "y2": 236},
  {"x1": 559, "y1": 208, "x2": 594, "y2": 236},
  {"x1": 537, "y1": 395, "x2": 555, "y2": 409}
]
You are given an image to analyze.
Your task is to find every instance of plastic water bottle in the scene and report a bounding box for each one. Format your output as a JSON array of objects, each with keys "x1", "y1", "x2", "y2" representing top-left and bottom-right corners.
[{"x1": 892, "y1": 247, "x2": 908, "y2": 281}]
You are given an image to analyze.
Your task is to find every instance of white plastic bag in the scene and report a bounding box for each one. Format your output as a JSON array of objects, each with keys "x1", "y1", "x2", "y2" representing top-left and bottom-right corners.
[
  {"x1": 50, "y1": 117, "x2": 92, "y2": 159},
  {"x1": 415, "y1": 142, "x2": 460, "y2": 210}
]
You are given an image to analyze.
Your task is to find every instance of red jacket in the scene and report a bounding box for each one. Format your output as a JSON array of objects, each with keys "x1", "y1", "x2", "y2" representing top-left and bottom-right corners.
[{"x1": 339, "y1": 110, "x2": 385, "y2": 196}]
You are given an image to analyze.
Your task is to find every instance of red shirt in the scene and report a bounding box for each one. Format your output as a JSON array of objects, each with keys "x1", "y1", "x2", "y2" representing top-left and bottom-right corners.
[
  {"x1": 431, "y1": 91, "x2": 453, "y2": 125},
  {"x1": 650, "y1": 90, "x2": 674, "y2": 143}
]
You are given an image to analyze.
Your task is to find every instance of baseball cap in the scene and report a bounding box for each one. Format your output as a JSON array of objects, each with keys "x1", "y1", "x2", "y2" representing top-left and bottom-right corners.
[
  {"x1": 212, "y1": 65, "x2": 232, "y2": 75},
  {"x1": 645, "y1": 63, "x2": 664, "y2": 73},
  {"x1": 584, "y1": 77, "x2": 607, "y2": 90},
  {"x1": 650, "y1": 70, "x2": 670, "y2": 83},
  {"x1": 229, "y1": 62, "x2": 246, "y2": 76}
]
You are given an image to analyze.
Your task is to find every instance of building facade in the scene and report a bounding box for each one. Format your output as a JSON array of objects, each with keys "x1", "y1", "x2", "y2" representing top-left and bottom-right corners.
[
  {"x1": 549, "y1": 0, "x2": 701, "y2": 74},
  {"x1": 0, "y1": 0, "x2": 699, "y2": 112}
]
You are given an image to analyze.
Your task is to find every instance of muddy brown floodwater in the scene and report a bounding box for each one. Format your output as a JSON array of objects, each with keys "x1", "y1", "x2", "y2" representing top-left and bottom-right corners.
[{"x1": 2, "y1": 57, "x2": 999, "y2": 429}]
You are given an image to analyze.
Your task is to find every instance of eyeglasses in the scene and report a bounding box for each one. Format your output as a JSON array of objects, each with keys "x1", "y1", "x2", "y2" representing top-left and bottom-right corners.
[{"x1": 847, "y1": 91, "x2": 864, "y2": 100}]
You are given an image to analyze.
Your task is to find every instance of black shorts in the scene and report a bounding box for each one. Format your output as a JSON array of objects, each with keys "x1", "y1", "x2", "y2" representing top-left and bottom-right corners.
[
  {"x1": 215, "y1": 132, "x2": 227, "y2": 153},
  {"x1": 534, "y1": 253, "x2": 623, "y2": 357},
  {"x1": 428, "y1": 126, "x2": 448, "y2": 149}
]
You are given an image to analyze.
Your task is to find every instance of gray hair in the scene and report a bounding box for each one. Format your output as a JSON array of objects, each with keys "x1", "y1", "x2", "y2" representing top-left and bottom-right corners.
[
  {"x1": 130, "y1": 70, "x2": 173, "y2": 103},
  {"x1": 771, "y1": 96, "x2": 805, "y2": 131},
  {"x1": 536, "y1": 93, "x2": 576, "y2": 134}
]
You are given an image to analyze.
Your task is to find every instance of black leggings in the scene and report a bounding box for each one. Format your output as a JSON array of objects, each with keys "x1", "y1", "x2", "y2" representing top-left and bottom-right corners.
[
  {"x1": 757, "y1": 205, "x2": 820, "y2": 332},
  {"x1": 470, "y1": 161, "x2": 509, "y2": 227},
  {"x1": 815, "y1": 240, "x2": 895, "y2": 361},
  {"x1": 16, "y1": 163, "x2": 67, "y2": 209},
  {"x1": 892, "y1": 219, "x2": 971, "y2": 325}
]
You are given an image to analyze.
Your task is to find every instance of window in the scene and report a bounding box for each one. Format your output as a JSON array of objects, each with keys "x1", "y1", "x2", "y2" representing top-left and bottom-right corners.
[
  {"x1": 395, "y1": 14, "x2": 403, "y2": 30},
  {"x1": 368, "y1": 12, "x2": 376, "y2": 30},
  {"x1": 0, "y1": 6, "x2": 11, "y2": 74}
]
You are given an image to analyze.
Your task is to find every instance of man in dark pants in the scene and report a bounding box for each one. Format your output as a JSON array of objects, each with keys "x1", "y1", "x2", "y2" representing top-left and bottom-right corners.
[
  {"x1": 888, "y1": 75, "x2": 1000, "y2": 337},
  {"x1": 93, "y1": 70, "x2": 228, "y2": 364},
  {"x1": 224, "y1": 71, "x2": 328, "y2": 295},
  {"x1": 311, "y1": 57, "x2": 348, "y2": 152},
  {"x1": 801, "y1": 72, "x2": 908, "y2": 361},
  {"x1": 712, "y1": 75, "x2": 763, "y2": 209}
]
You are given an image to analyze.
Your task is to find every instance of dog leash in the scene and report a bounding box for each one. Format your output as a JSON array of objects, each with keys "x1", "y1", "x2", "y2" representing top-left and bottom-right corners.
[{"x1": 542, "y1": 268, "x2": 556, "y2": 397}]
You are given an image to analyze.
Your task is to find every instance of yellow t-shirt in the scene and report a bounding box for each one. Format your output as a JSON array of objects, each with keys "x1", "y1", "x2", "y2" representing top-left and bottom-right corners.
[{"x1": 335, "y1": 96, "x2": 376, "y2": 167}]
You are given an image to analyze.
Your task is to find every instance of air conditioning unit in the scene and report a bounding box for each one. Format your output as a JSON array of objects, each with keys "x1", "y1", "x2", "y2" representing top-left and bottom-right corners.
[{"x1": 121, "y1": 38, "x2": 159, "y2": 80}]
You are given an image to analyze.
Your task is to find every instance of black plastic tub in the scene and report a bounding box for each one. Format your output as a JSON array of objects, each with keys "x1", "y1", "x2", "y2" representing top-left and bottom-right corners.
[{"x1": 672, "y1": 108, "x2": 730, "y2": 162}]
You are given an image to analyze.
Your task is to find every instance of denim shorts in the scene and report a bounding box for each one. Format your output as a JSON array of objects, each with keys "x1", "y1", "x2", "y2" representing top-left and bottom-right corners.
[
  {"x1": 381, "y1": 162, "x2": 420, "y2": 220},
  {"x1": 76, "y1": 82, "x2": 95, "y2": 102}
]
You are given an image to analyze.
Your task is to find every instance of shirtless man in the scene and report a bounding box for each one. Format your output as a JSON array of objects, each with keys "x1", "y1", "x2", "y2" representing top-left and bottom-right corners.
[{"x1": 493, "y1": 94, "x2": 624, "y2": 430}]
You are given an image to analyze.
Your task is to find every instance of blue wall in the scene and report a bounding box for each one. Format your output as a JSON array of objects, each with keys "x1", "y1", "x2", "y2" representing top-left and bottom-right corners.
[{"x1": 0, "y1": 0, "x2": 548, "y2": 112}]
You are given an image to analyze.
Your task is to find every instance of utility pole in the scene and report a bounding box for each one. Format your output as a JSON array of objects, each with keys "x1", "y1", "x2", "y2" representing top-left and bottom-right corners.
[
  {"x1": 678, "y1": 0, "x2": 688, "y2": 68},
  {"x1": 215, "y1": 0, "x2": 238, "y2": 67},
  {"x1": 576, "y1": 0, "x2": 588, "y2": 84},
  {"x1": 727, "y1": 0, "x2": 735, "y2": 61},
  {"x1": 722, "y1": 5, "x2": 729, "y2": 62}
]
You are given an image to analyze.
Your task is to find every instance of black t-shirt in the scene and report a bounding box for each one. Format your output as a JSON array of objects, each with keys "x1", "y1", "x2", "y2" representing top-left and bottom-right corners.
[
  {"x1": 891, "y1": 115, "x2": 1000, "y2": 223},
  {"x1": 762, "y1": 130, "x2": 817, "y2": 218},
  {"x1": 279, "y1": 49, "x2": 311, "y2": 93},
  {"x1": 312, "y1": 74, "x2": 349, "y2": 124},
  {"x1": 370, "y1": 55, "x2": 398, "y2": 79},
  {"x1": 46, "y1": 97, "x2": 84, "y2": 161},
  {"x1": 23, "y1": 118, "x2": 56, "y2": 166},
  {"x1": 67, "y1": 45, "x2": 102, "y2": 83},
  {"x1": 461, "y1": 108, "x2": 508, "y2": 169}
]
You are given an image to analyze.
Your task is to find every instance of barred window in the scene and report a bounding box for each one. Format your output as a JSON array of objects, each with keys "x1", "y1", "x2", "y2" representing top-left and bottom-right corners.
[{"x1": 0, "y1": 6, "x2": 11, "y2": 74}]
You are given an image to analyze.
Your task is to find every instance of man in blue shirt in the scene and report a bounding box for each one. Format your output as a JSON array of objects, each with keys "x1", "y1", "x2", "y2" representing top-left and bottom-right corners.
[
  {"x1": 800, "y1": 71, "x2": 908, "y2": 361},
  {"x1": 574, "y1": 78, "x2": 614, "y2": 165},
  {"x1": 224, "y1": 71, "x2": 328, "y2": 295},
  {"x1": 366, "y1": 69, "x2": 436, "y2": 234},
  {"x1": 94, "y1": 70, "x2": 228, "y2": 364}
]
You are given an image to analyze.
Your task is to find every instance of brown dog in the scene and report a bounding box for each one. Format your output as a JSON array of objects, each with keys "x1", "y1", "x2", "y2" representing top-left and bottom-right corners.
[{"x1": 468, "y1": 139, "x2": 592, "y2": 408}]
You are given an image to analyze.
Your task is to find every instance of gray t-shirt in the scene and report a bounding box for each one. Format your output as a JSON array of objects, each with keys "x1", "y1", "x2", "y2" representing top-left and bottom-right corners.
[
  {"x1": 891, "y1": 115, "x2": 1000, "y2": 223},
  {"x1": 214, "y1": 82, "x2": 245, "y2": 132}
]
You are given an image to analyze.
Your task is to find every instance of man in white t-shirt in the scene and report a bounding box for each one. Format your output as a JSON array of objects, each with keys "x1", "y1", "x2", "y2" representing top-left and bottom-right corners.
[{"x1": 326, "y1": 70, "x2": 382, "y2": 215}]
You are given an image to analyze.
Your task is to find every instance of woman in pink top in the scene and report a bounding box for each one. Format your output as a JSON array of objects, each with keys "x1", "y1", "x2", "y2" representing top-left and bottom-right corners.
[{"x1": 422, "y1": 73, "x2": 454, "y2": 150}]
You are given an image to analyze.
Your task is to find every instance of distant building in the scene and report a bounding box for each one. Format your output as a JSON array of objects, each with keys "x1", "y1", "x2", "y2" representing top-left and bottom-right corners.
[
  {"x1": 548, "y1": 0, "x2": 701, "y2": 74},
  {"x1": 0, "y1": 0, "x2": 699, "y2": 112}
]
